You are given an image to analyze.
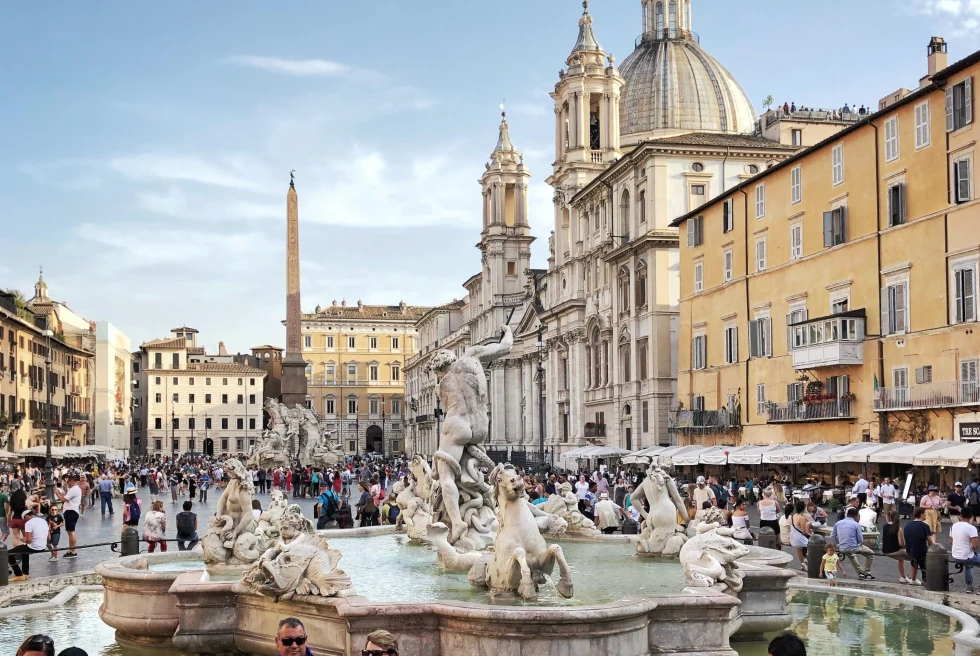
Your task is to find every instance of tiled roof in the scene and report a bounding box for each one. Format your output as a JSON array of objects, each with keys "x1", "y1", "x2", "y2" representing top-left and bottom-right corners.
[
  {"x1": 142, "y1": 337, "x2": 186, "y2": 349},
  {"x1": 187, "y1": 346, "x2": 206, "y2": 355},
  {"x1": 146, "y1": 362, "x2": 266, "y2": 375},
  {"x1": 251, "y1": 344, "x2": 283, "y2": 351},
  {"x1": 170, "y1": 326, "x2": 199, "y2": 333},
  {"x1": 645, "y1": 132, "x2": 797, "y2": 150},
  {"x1": 303, "y1": 303, "x2": 432, "y2": 321}
]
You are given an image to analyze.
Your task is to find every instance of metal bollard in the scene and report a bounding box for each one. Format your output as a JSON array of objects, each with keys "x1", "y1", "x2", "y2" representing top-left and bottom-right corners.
[
  {"x1": 757, "y1": 526, "x2": 779, "y2": 551},
  {"x1": 806, "y1": 533, "x2": 826, "y2": 579},
  {"x1": 0, "y1": 541, "x2": 7, "y2": 586},
  {"x1": 926, "y1": 542, "x2": 950, "y2": 592},
  {"x1": 120, "y1": 526, "x2": 140, "y2": 557}
]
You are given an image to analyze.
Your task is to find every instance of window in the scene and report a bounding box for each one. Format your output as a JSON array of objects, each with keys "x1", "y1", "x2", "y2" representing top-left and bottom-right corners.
[
  {"x1": 347, "y1": 364, "x2": 357, "y2": 381},
  {"x1": 155, "y1": 439, "x2": 162, "y2": 451},
  {"x1": 172, "y1": 439, "x2": 179, "y2": 452},
  {"x1": 691, "y1": 184, "x2": 705, "y2": 196},
  {"x1": 172, "y1": 417, "x2": 180, "y2": 430},
  {"x1": 221, "y1": 394, "x2": 228, "y2": 404},
  {"x1": 882, "y1": 280, "x2": 909, "y2": 335},
  {"x1": 205, "y1": 417, "x2": 212, "y2": 429},
  {"x1": 188, "y1": 417, "x2": 196, "y2": 430},
  {"x1": 723, "y1": 249, "x2": 733, "y2": 282},
  {"x1": 953, "y1": 262, "x2": 977, "y2": 323},
  {"x1": 172, "y1": 393, "x2": 179, "y2": 403},
  {"x1": 172, "y1": 353, "x2": 179, "y2": 369},
  {"x1": 755, "y1": 237, "x2": 767, "y2": 272},
  {"x1": 691, "y1": 162, "x2": 704, "y2": 172},
  {"x1": 326, "y1": 364, "x2": 335, "y2": 379},
  {"x1": 325, "y1": 335, "x2": 334, "y2": 349},
  {"x1": 749, "y1": 317, "x2": 772, "y2": 358},
  {"x1": 155, "y1": 376, "x2": 161, "y2": 385},
  {"x1": 237, "y1": 438, "x2": 243, "y2": 450},
  {"x1": 370, "y1": 398, "x2": 379, "y2": 414},
  {"x1": 249, "y1": 418, "x2": 256, "y2": 430},
  {"x1": 347, "y1": 336, "x2": 356, "y2": 349},
  {"x1": 642, "y1": 401, "x2": 649, "y2": 433},
  {"x1": 786, "y1": 307, "x2": 807, "y2": 349},
  {"x1": 189, "y1": 393, "x2": 195, "y2": 404},
  {"x1": 823, "y1": 207, "x2": 847, "y2": 246},
  {"x1": 155, "y1": 393, "x2": 162, "y2": 403},
  {"x1": 825, "y1": 375, "x2": 850, "y2": 400},
  {"x1": 304, "y1": 335, "x2": 312, "y2": 348},
  {"x1": 747, "y1": 164, "x2": 759, "y2": 174},
  {"x1": 391, "y1": 336, "x2": 400, "y2": 350},
  {"x1": 687, "y1": 216, "x2": 703, "y2": 248},
  {"x1": 391, "y1": 365, "x2": 400, "y2": 381},
  {"x1": 691, "y1": 395, "x2": 705, "y2": 411},
  {"x1": 792, "y1": 129, "x2": 802, "y2": 146},
  {"x1": 154, "y1": 417, "x2": 162, "y2": 429},
  {"x1": 722, "y1": 198, "x2": 734, "y2": 233},
  {"x1": 348, "y1": 398, "x2": 357, "y2": 414},
  {"x1": 249, "y1": 378, "x2": 255, "y2": 386},
  {"x1": 916, "y1": 365, "x2": 933, "y2": 384},
  {"x1": 637, "y1": 339, "x2": 649, "y2": 379},
  {"x1": 757, "y1": 384, "x2": 766, "y2": 416},
  {"x1": 962, "y1": 360, "x2": 979, "y2": 402},
  {"x1": 237, "y1": 418, "x2": 244, "y2": 430},
  {"x1": 893, "y1": 367, "x2": 909, "y2": 391},
  {"x1": 724, "y1": 326, "x2": 738, "y2": 364},
  {"x1": 832, "y1": 143, "x2": 844, "y2": 186},
  {"x1": 755, "y1": 184, "x2": 765, "y2": 218},
  {"x1": 955, "y1": 158, "x2": 972, "y2": 203},
  {"x1": 639, "y1": 190, "x2": 647, "y2": 223},
  {"x1": 206, "y1": 378, "x2": 211, "y2": 386},
  {"x1": 691, "y1": 335, "x2": 706, "y2": 370},
  {"x1": 222, "y1": 378, "x2": 228, "y2": 385},
  {"x1": 887, "y1": 183, "x2": 906, "y2": 226},
  {"x1": 915, "y1": 101, "x2": 931, "y2": 149},
  {"x1": 693, "y1": 262, "x2": 703, "y2": 293},
  {"x1": 787, "y1": 382, "x2": 804, "y2": 403},
  {"x1": 325, "y1": 398, "x2": 335, "y2": 414},
  {"x1": 369, "y1": 365, "x2": 379, "y2": 381},
  {"x1": 884, "y1": 116, "x2": 900, "y2": 162},
  {"x1": 205, "y1": 393, "x2": 211, "y2": 403},
  {"x1": 370, "y1": 337, "x2": 378, "y2": 349},
  {"x1": 221, "y1": 418, "x2": 229, "y2": 429},
  {"x1": 946, "y1": 77, "x2": 973, "y2": 132},
  {"x1": 790, "y1": 166, "x2": 802, "y2": 204},
  {"x1": 249, "y1": 394, "x2": 255, "y2": 404},
  {"x1": 172, "y1": 377, "x2": 178, "y2": 385},
  {"x1": 391, "y1": 398, "x2": 401, "y2": 414},
  {"x1": 790, "y1": 223, "x2": 803, "y2": 260},
  {"x1": 831, "y1": 297, "x2": 849, "y2": 314},
  {"x1": 238, "y1": 378, "x2": 243, "y2": 386}
]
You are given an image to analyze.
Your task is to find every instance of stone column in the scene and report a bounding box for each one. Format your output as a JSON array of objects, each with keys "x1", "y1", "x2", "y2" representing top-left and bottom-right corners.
[{"x1": 555, "y1": 106, "x2": 563, "y2": 162}]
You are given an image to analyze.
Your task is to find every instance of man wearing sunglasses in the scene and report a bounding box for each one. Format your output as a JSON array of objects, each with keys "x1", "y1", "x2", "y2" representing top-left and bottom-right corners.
[
  {"x1": 363, "y1": 629, "x2": 399, "y2": 656},
  {"x1": 275, "y1": 617, "x2": 312, "y2": 656}
]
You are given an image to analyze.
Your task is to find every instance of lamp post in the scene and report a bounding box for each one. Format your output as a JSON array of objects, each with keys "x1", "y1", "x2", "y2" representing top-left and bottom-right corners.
[
  {"x1": 536, "y1": 326, "x2": 546, "y2": 468},
  {"x1": 171, "y1": 407, "x2": 176, "y2": 459},
  {"x1": 42, "y1": 328, "x2": 54, "y2": 503}
]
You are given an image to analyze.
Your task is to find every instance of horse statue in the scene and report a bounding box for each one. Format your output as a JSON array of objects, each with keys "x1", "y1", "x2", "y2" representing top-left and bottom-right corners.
[{"x1": 631, "y1": 465, "x2": 690, "y2": 557}]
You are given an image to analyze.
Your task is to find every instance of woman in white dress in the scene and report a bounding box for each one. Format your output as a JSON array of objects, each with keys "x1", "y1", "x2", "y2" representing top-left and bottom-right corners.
[{"x1": 790, "y1": 501, "x2": 812, "y2": 570}]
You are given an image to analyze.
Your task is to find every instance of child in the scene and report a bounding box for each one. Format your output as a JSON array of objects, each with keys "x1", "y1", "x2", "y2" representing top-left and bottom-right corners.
[
  {"x1": 47, "y1": 504, "x2": 65, "y2": 561},
  {"x1": 820, "y1": 543, "x2": 841, "y2": 587}
]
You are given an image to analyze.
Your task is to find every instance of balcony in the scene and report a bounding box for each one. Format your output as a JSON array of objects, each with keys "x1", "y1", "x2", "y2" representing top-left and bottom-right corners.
[
  {"x1": 68, "y1": 411, "x2": 90, "y2": 424},
  {"x1": 790, "y1": 310, "x2": 865, "y2": 370},
  {"x1": 670, "y1": 408, "x2": 741, "y2": 432},
  {"x1": 767, "y1": 399, "x2": 854, "y2": 423},
  {"x1": 584, "y1": 424, "x2": 606, "y2": 438},
  {"x1": 874, "y1": 380, "x2": 980, "y2": 412}
]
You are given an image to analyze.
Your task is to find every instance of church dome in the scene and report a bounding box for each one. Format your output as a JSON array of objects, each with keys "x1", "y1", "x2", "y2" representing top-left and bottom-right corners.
[{"x1": 618, "y1": 1, "x2": 756, "y2": 140}]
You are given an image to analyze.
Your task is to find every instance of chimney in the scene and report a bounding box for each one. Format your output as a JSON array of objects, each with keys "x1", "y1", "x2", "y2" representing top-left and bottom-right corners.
[
  {"x1": 218, "y1": 341, "x2": 228, "y2": 356},
  {"x1": 921, "y1": 36, "x2": 948, "y2": 88},
  {"x1": 357, "y1": 299, "x2": 363, "y2": 311}
]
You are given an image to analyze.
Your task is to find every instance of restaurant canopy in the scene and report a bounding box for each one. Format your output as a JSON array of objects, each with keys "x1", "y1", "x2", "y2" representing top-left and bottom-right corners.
[
  {"x1": 797, "y1": 442, "x2": 900, "y2": 464},
  {"x1": 621, "y1": 454, "x2": 651, "y2": 465},
  {"x1": 697, "y1": 445, "x2": 743, "y2": 465},
  {"x1": 560, "y1": 445, "x2": 631, "y2": 462},
  {"x1": 727, "y1": 444, "x2": 793, "y2": 465},
  {"x1": 911, "y1": 441, "x2": 980, "y2": 468},
  {"x1": 667, "y1": 445, "x2": 718, "y2": 466},
  {"x1": 763, "y1": 442, "x2": 839, "y2": 464},
  {"x1": 868, "y1": 440, "x2": 958, "y2": 465}
]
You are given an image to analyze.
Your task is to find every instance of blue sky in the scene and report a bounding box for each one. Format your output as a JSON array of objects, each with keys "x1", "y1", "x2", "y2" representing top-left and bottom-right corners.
[{"x1": 1, "y1": 0, "x2": 976, "y2": 353}]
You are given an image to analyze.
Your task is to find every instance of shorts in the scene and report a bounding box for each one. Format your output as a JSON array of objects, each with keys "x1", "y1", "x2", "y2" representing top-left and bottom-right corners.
[
  {"x1": 64, "y1": 510, "x2": 80, "y2": 532},
  {"x1": 0, "y1": 517, "x2": 8, "y2": 535},
  {"x1": 9, "y1": 518, "x2": 25, "y2": 531},
  {"x1": 824, "y1": 572, "x2": 836, "y2": 581},
  {"x1": 49, "y1": 531, "x2": 61, "y2": 547}
]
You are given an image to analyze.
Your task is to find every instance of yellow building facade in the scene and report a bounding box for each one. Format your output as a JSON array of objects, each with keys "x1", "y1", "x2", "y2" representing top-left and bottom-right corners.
[
  {"x1": 302, "y1": 300, "x2": 428, "y2": 456},
  {"x1": 673, "y1": 42, "x2": 980, "y2": 446}
]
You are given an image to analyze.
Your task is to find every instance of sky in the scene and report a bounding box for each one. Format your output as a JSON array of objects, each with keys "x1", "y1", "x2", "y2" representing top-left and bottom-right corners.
[{"x1": 1, "y1": 0, "x2": 977, "y2": 354}]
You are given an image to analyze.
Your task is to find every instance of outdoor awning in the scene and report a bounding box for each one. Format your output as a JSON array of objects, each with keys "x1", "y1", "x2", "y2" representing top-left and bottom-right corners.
[
  {"x1": 560, "y1": 445, "x2": 630, "y2": 461},
  {"x1": 727, "y1": 444, "x2": 793, "y2": 465},
  {"x1": 17, "y1": 446, "x2": 71, "y2": 458},
  {"x1": 699, "y1": 445, "x2": 745, "y2": 465},
  {"x1": 653, "y1": 445, "x2": 690, "y2": 466},
  {"x1": 763, "y1": 442, "x2": 839, "y2": 464},
  {"x1": 829, "y1": 442, "x2": 908, "y2": 464},
  {"x1": 621, "y1": 454, "x2": 651, "y2": 465},
  {"x1": 668, "y1": 445, "x2": 717, "y2": 466},
  {"x1": 868, "y1": 440, "x2": 958, "y2": 465},
  {"x1": 912, "y1": 441, "x2": 980, "y2": 468},
  {"x1": 635, "y1": 445, "x2": 670, "y2": 458}
]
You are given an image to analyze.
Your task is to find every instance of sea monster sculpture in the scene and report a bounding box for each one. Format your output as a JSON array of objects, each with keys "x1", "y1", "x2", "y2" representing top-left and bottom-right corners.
[{"x1": 679, "y1": 522, "x2": 752, "y2": 594}]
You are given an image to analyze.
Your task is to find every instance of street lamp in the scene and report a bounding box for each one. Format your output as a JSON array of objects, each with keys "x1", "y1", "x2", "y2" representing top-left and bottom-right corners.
[
  {"x1": 536, "y1": 325, "x2": 546, "y2": 468},
  {"x1": 42, "y1": 328, "x2": 54, "y2": 503},
  {"x1": 171, "y1": 407, "x2": 176, "y2": 459}
]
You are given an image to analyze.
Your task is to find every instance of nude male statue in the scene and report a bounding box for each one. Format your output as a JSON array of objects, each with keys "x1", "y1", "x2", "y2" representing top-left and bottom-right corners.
[{"x1": 429, "y1": 325, "x2": 514, "y2": 544}]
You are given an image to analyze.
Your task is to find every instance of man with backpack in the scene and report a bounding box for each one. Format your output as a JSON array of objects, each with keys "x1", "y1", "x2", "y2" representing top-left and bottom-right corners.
[
  {"x1": 315, "y1": 480, "x2": 340, "y2": 530},
  {"x1": 966, "y1": 478, "x2": 980, "y2": 518},
  {"x1": 175, "y1": 501, "x2": 199, "y2": 550},
  {"x1": 708, "y1": 476, "x2": 730, "y2": 510}
]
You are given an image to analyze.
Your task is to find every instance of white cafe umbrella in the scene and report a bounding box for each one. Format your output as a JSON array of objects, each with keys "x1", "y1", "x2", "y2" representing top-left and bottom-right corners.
[
  {"x1": 913, "y1": 441, "x2": 980, "y2": 468},
  {"x1": 698, "y1": 445, "x2": 743, "y2": 466},
  {"x1": 868, "y1": 440, "x2": 959, "y2": 465},
  {"x1": 669, "y1": 445, "x2": 717, "y2": 466},
  {"x1": 763, "y1": 442, "x2": 838, "y2": 464},
  {"x1": 727, "y1": 444, "x2": 793, "y2": 466}
]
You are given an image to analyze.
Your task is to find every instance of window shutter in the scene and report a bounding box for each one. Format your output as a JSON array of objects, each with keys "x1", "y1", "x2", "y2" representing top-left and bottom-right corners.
[
  {"x1": 750, "y1": 321, "x2": 761, "y2": 358},
  {"x1": 691, "y1": 338, "x2": 697, "y2": 370},
  {"x1": 895, "y1": 283, "x2": 907, "y2": 332},
  {"x1": 947, "y1": 86, "x2": 955, "y2": 132},
  {"x1": 823, "y1": 211, "x2": 834, "y2": 246},
  {"x1": 786, "y1": 313, "x2": 794, "y2": 350},
  {"x1": 898, "y1": 183, "x2": 906, "y2": 224},
  {"x1": 732, "y1": 328, "x2": 738, "y2": 362},
  {"x1": 763, "y1": 318, "x2": 772, "y2": 356},
  {"x1": 965, "y1": 268, "x2": 976, "y2": 322},
  {"x1": 955, "y1": 269, "x2": 964, "y2": 323},
  {"x1": 838, "y1": 206, "x2": 847, "y2": 242},
  {"x1": 881, "y1": 287, "x2": 891, "y2": 335},
  {"x1": 962, "y1": 360, "x2": 978, "y2": 384},
  {"x1": 959, "y1": 160, "x2": 971, "y2": 202},
  {"x1": 687, "y1": 221, "x2": 695, "y2": 247},
  {"x1": 967, "y1": 77, "x2": 974, "y2": 125}
]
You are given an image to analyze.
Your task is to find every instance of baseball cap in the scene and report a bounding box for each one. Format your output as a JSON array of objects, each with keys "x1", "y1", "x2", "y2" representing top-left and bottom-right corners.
[
  {"x1": 956, "y1": 482, "x2": 963, "y2": 486},
  {"x1": 696, "y1": 476, "x2": 706, "y2": 484},
  {"x1": 928, "y1": 485, "x2": 939, "y2": 491}
]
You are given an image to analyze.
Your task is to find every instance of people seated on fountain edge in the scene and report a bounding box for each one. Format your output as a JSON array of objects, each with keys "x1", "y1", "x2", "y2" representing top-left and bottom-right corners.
[
  {"x1": 363, "y1": 629, "x2": 399, "y2": 656},
  {"x1": 768, "y1": 631, "x2": 806, "y2": 656},
  {"x1": 275, "y1": 617, "x2": 312, "y2": 656},
  {"x1": 595, "y1": 492, "x2": 624, "y2": 534}
]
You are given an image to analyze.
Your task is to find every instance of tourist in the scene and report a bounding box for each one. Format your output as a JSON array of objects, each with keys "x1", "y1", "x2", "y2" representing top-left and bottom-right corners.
[
  {"x1": 947, "y1": 482, "x2": 967, "y2": 522},
  {"x1": 831, "y1": 507, "x2": 876, "y2": 580},
  {"x1": 200, "y1": 470, "x2": 211, "y2": 503},
  {"x1": 789, "y1": 501, "x2": 811, "y2": 570},
  {"x1": 122, "y1": 485, "x2": 141, "y2": 529},
  {"x1": 708, "y1": 476, "x2": 729, "y2": 510},
  {"x1": 693, "y1": 476, "x2": 716, "y2": 508},
  {"x1": 175, "y1": 500, "x2": 199, "y2": 551},
  {"x1": 767, "y1": 631, "x2": 806, "y2": 656},
  {"x1": 594, "y1": 491, "x2": 623, "y2": 534},
  {"x1": 275, "y1": 617, "x2": 310, "y2": 656},
  {"x1": 967, "y1": 478, "x2": 980, "y2": 517},
  {"x1": 53, "y1": 474, "x2": 81, "y2": 558},
  {"x1": 356, "y1": 480, "x2": 380, "y2": 527},
  {"x1": 46, "y1": 503, "x2": 64, "y2": 562},
  {"x1": 363, "y1": 629, "x2": 399, "y2": 656},
  {"x1": 879, "y1": 510, "x2": 907, "y2": 583},
  {"x1": 8, "y1": 508, "x2": 49, "y2": 582},
  {"x1": 920, "y1": 485, "x2": 944, "y2": 534},
  {"x1": 78, "y1": 474, "x2": 91, "y2": 515},
  {"x1": 252, "y1": 499, "x2": 263, "y2": 520},
  {"x1": 904, "y1": 506, "x2": 935, "y2": 585},
  {"x1": 819, "y1": 543, "x2": 840, "y2": 586},
  {"x1": 0, "y1": 482, "x2": 10, "y2": 543},
  {"x1": 98, "y1": 474, "x2": 115, "y2": 517},
  {"x1": 731, "y1": 498, "x2": 751, "y2": 540},
  {"x1": 169, "y1": 471, "x2": 180, "y2": 504},
  {"x1": 951, "y1": 507, "x2": 980, "y2": 593},
  {"x1": 778, "y1": 502, "x2": 793, "y2": 549},
  {"x1": 9, "y1": 482, "x2": 28, "y2": 546},
  {"x1": 805, "y1": 501, "x2": 827, "y2": 528},
  {"x1": 143, "y1": 500, "x2": 168, "y2": 552},
  {"x1": 758, "y1": 489, "x2": 780, "y2": 534},
  {"x1": 858, "y1": 503, "x2": 878, "y2": 531},
  {"x1": 838, "y1": 493, "x2": 861, "y2": 521},
  {"x1": 879, "y1": 477, "x2": 897, "y2": 514},
  {"x1": 866, "y1": 479, "x2": 878, "y2": 512},
  {"x1": 852, "y1": 474, "x2": 869, "y2": 507},
  {"x1": 15, "y1": 634, "x2": 54, "y2": 656},
  {"x1": 317, "y1": 481, "x2": 340, "y2": 530},
  {"x1": 148, "y1": 469, "x2": 160, "y2": 504},
  {"x1": 574, "y1": 475, "x2": 590, "y2": 499}
]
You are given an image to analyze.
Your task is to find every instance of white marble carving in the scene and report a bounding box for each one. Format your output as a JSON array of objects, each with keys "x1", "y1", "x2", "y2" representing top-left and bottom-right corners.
[
  {"x1": 535, "y1": 482, "x2": 600, "y2": 538},
  {"x1": 632, "y1": 466, "x2": 690, "y2": 557},
  {"x1": 394, "y1": 455, "x2": 434, "y2": 541},
  {"x1": 679, "y1": 523, "x2": 751, "y2": 594},
  {"x1": 428, "y1": 326, "x2": 513, "y2": 551},
  {"x1": 249, "y1": 400, "x2": 344, "y2": 468}
]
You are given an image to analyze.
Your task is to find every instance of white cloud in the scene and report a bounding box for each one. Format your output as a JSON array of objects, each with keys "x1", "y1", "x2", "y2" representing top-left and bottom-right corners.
[
  {"x1": 224, "y1": 56, "x2": 352, "y2": 77},
  {"x1": 506, "y1": 102, "x2": 549, "y2": 117},
  {"x1": 912, "y1": 0, "x2": 980, "y2": 35},
  {"x1": 109, "y1": 153, "x2": 274, "y2": 192}
]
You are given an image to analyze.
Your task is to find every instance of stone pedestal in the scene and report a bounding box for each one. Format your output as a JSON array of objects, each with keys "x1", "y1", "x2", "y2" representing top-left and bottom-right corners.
[{"x1": 280, "y1": 356, "x2": 308, "y2": 409}]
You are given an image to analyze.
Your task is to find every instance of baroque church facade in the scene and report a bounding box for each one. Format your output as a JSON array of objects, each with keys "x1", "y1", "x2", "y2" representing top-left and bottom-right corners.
[{"x1": 405, "y1": 0, "x2": 798, "y2": 461}]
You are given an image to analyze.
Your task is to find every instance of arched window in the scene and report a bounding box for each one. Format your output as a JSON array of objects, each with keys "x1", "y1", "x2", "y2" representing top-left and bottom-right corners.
[
  {"x1": 656, "y1": 2, "x2": 664, "y2": 34},
  {"x1": 669, "y1": 1, "x2": 677, "y2": 38},
  {"x1": 620, "y1": 189, "x2": 631, "y2": 242},
  {"x1": 636, "y1": 260, "x2": 648, "y2": 309},
  {"x1": 618, "y1": 266, "x2": 631, "y2": 314},
  {"x1": 639, "y1": 190, "x2": 646, "y2": 224},
  {"x1": 591, "y1": 327, "x2": 602, "y2": 387},
  {"x1": 624, "y1": 404, "x2": 632, "y2": 416},
  {"x1": 619, "y1": 337, "x2": 632, "y2": 382}
]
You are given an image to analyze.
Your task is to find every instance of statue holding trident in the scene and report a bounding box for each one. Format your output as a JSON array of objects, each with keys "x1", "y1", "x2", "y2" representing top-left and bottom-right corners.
[{"x1": 428, "y1": 325, "x2": 513, "y2": 550}]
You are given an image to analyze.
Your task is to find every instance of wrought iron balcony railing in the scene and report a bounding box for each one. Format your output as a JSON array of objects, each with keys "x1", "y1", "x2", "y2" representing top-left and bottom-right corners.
[
  {"x1": 874, "y1": 380, "x2": 980, "y2": 411},
  {"x1": 767, "y1": 399, "x2": 854, "y2": 423}
]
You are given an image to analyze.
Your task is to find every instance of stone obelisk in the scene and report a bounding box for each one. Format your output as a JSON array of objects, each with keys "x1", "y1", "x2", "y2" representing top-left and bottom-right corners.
[{"x1": 280, "y1": 174, "x2": 309, "y2": 408}]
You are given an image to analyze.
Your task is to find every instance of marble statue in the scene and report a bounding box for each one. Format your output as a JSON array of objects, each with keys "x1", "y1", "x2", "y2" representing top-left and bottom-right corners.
[
  {"x1": 632, "y1": 466, "x2": 690, "y2": 557},
  {"x1": 232, "y1": 488, "x2": 289, "y2": 563},
  {"x1": 535, "y1": 482, "x2": 600, "y2": 538},
  {"x1": 395, "y1": 455, "x2": 434, "y2": 541},
  {"x1": 240, "y1": 507, "x2": 352, "y2": 601},
  {"x1": 473, "y1": 464, "x2": 574, "y2": 601},
  {"x1": 307, "y1": 426, "x2": 345, "y2": 470},
  {"x1": 679, "y1": 523, "x2": 751, "y2": 595},
  {"x1": 248, "y1": 400, "x2": 343, "y2": 468},
  {"x1": 202, "y1": 458, "x2": 256, "y2": 564},
  {"x1": 421, "y1": 522, "x2": 487, "y2": 573},
  {"x1": 428, "y1": 325, "x2": 513, "y2": 551},
  {"x1": 688, "y1": 505, "x2": 728, "y2": 538}
]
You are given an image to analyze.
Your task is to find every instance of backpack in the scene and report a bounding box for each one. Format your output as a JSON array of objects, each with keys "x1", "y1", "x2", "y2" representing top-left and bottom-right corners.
[
  {"x1": 128, "y1": 500, "x2": 141, "y2": 524},
  {"x1": 176, "y1": 512, "x2": 196, "y2": 537},
  {"x1": 969, "y1": 484, "x2": 980, "y2": 506},
  {"x1": 318, "y1": 492, "x2": 339, "y2": 520},
  {"x1": 711, "y1": 483, "x2": 730, "y2": 508}
]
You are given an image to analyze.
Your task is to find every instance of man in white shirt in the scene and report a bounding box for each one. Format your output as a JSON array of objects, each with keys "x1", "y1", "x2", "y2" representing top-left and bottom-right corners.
[
  {"x1": 878, "y1": 478, "x2": 897, "y2": 510},
  {"x1": 693, "y1": 476, "x2": 716, "y2": 508},
  {"x1": 594, "y1": 492, "x2": 623, "y2": 534},
  {"x1": 8, "y1": 508, "x2": 49, "y2": 581},
  {"x1": 950, "y1": 507, "x2": 980, "y2": 593},
  {"x1": 54, "y1": 474, "x2": 82, "y2": 557},
  {"x1": 852, "y1": 474, "x2": 870, "y2": 507}
]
